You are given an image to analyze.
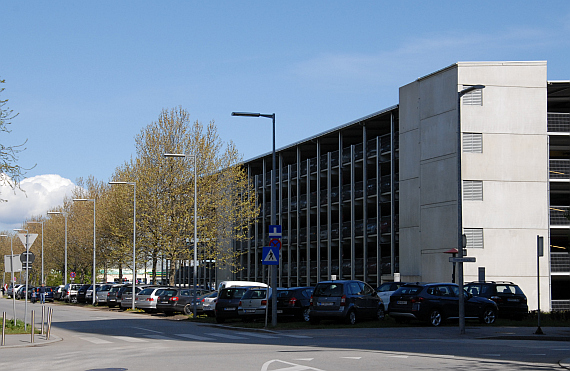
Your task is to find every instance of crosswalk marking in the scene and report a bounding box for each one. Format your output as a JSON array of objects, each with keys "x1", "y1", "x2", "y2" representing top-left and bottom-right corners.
[
  {"x1": 281, "y1": 334, "x2": 312, "y2": 339},
  {"x1": 234, "y1": 331, "x2": 279, "y2": 339},
  {"x1": 112, "y1": 336, "x2": 148, "y2": 343},
  {"x1": 204, "y1": 332, "x2": 248, "y2": 340},
  {"x1": 78, "y1": 336, "x2": 113, "y2": 344},
  {"x1": 175, "y1": 334, "x2": 215, "y2": 341},
  {"x1": 143, "y1": 334, "x2": 174, "y2": 341}
]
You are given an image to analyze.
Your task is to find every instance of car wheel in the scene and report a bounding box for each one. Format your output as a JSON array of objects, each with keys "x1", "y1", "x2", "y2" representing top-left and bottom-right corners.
[
  {"x1": 301, "y1": 308, "x2": 310, "y2": 322},
  {"x1": 345, "y1": 310, "x2": 357, "y2": 325},
  {"x1": 71, "y1": 296, "x2": 78, "y2": 304},
  {"x1": 183, "y1": 304, "x2": 193, "y2": 316},
  {"x1": 480, "y1": 307, "x2": 497, "y2": 324},
  {"x1": 429, "y1": 309, "x2": 443, "y2": 327},
  {"x1": 376, "y1": 306, "x2": 385, "y2": 321}
]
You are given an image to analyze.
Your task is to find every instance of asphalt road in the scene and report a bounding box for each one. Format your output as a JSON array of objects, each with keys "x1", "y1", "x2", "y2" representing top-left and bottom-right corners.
[{"x1": 0, "y1": 297, "x2": 568, "y2": 371}]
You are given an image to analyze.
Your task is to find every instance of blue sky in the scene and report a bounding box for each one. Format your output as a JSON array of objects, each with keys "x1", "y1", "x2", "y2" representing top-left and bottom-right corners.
[{"x1": 1, "y1": 1, "x2": 569, "y2": 231}]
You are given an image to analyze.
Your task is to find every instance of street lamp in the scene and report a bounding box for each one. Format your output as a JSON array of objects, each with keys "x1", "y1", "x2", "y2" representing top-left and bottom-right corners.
[
  {"x1": 27, "y1": 221, "x2": 44, "y2": 284},
  {"x1": 109, "y1": 181, "x2": 137, "y2": 310},
  {"x1": 457, "y1": 84, "x2": 485, "y2": 334},
  {"x1": 0, "y1": 234, "x2": 17, "y2": 323},
  {"x1": 163, "y1": 153, "x2": 198, "y2": 317},
  {"x1": 231, "y1": 111, "x2": 277, "y2": 327},
  {"x1": 47, "y1": 211, "x2": 68, "y2": 286},
  {"x1": 13, "y1": 228, "x2": 30, "y2": 330},
  {"x1": 73, "y1": 198, "x2": 97, "y2": 305}
]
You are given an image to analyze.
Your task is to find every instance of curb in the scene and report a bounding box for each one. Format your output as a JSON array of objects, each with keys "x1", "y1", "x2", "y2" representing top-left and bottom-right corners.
[{"x1": 0, "y1": 334, "x2": 62, "y2": 349}]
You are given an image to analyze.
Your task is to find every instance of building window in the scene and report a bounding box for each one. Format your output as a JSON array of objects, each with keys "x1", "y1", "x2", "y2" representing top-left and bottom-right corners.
[
  {"x1": 462, "y1": 86, "x2": 483, "y2": 106},
  {"x1": 464, "y1": 228, "x2": 484, "y2": 249},
  {"x1": 463, "y1": 180, "x2": 483, "y2": 201},
  {"x1": 463, "y1": 133, "x2": 482, "y2": 153}
]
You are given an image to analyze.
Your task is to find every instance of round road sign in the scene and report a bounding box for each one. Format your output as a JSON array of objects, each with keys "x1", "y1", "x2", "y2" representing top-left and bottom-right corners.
[{"x1": 269, "y1": 238, "x2": 282, "y2": 250}]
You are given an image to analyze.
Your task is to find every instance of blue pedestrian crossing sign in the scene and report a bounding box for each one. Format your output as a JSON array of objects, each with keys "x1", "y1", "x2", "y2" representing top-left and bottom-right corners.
[
  {"x1": 268, "y1": 225, "x2": 282, "y2": 238},
  {"x1": 262, "y1": 246, "x2": 279, "y2": 265}
]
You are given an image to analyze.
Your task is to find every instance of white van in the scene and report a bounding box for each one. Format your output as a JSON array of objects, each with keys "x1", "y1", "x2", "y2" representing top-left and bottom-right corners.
[{"x1": 217, "y1": 281, "x2": 268, "y2": 292}]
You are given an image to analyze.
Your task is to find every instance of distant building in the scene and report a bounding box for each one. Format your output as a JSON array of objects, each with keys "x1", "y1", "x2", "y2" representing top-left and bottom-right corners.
[{"x1": 231, "y1": 61, "x2": 569, "y2": 311}]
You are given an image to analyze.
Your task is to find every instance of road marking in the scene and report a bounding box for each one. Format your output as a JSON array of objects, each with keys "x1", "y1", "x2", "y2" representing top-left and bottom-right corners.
[
  {"x1": 234, "y1": 331, "x2": 279, "y2": 339},
  {"x1": 133, "y1": 326, "x2": 163, "y2": 334},
  {"x1": 480, "y1": 354, "x2": 501, "y2": 357},
  {"x1": 261, "y1": 359, "x2": 325, "y2": 371},
  {"x1": 388, "y1": 355, "x2": 409, "y2": 358},
  {"x1": 205, "y1": 332, "x2": 247, "y2": 340},
  {"x1": 78, "y1": 336, "x2": 113, "y2": 344},
  {"x1": 294, "y1": 358, "x2": 314, "y2": 361},
  {"x1": 341, "y1": 357, "x2": 361, "y2": 359},
  {"x1": 175, "y1": 334, "x2": 215, "y2": 341},
  {"x1": 112, "y1": 336, "x2": 148, "y2": 343},
  {"x1": 280, "y1": 334, "x2": 312, "y2": 339}
]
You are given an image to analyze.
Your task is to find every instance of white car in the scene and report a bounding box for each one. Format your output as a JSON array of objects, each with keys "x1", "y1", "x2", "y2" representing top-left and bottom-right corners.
[
  {"x1": 376, "y1": 282, "x2": 408, "y2": 311},
  {"x1": 202, "y1": 290, "x2": 218, "y2": 317}
]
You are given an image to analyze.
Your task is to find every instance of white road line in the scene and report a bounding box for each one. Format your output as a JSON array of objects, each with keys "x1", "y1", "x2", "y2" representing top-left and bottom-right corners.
[
  {"x1": 112, "y1": 336, "x2": 148, "y2": 343},
  {"x1": 280, "y1": 334, "x2": 312, "y2": 339},
  {"x1": 204, "y1": 332, "x2": 248, "y2": 340},
  {"x1": 388, "y1": 355, "x2": 409, "y2": 359},
  {"x1": 133, "y1": 326, "x2": 163, "y2": 334},
  {"x1": 480, "y1": 354, "x2": 501, "y2": 357},
  {"x1": 175, "y1": 334, "x2": 216, "y2": 341},
  {"x1": 341, "y1": 357, "x2": 361, "y2": 360},
  {"x1": 78, "y1": 336, "x2": 113, "y2": 344},
  {"x1": 234, "y1": 331, "x2": 279, "y2": 339}
]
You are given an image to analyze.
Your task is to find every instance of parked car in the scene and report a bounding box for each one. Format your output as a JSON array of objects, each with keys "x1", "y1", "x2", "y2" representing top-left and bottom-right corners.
[
  {"x1": 94, "y1": 284, "x2": 114, "y2": 306},
  {"x1": 135, "y1": 287, "x2": 169, "y2": 313},
  {"x1": 238, "y1": 287, "x2": 282, "y2": 322},
  {"x1": 465, "y1": 281, "x2": 528, "y2": 320},
  {"x1": 276, "y1": 286, "x2": 314, "y2": 322},
  {"x1": 77, "y1": 284, "x2": 91, "y2": 303},
  {"x1": 119, "y1": 285, "x2": 149, "y2": 310},
  {"x1": 155, "y1": 288, "x2": 211, "y2": 314},
  {"x1": 7, "y1": 284, "x2": 23, "y2": 298},
  {"x1": 15, "y1": 285, "x2": 30, "y2": 300},
  {"x1": 309, "y1": 280, "x2": 384, "y2": 325},
  {"x1": 30, "y1": 286, "x2": 54, "y2": 302},
  {"x1": 376, "y1": 282, "x2": 408, "y2": 311},
  {"x1": 53, "y1": 285, "x2": 65, "y2": 301},
  {"x1": 201, "y1": 290, "x2": 219, "y2": 317},
  {"x1": 388, "y1": 282, "x2": 498, "y2": 326},
  {"x1": 106, "y1": 284, "x2": 130, "y2": 308},
  {"x1": 215, "y1": 286, "x2": 260, "y2": 323},
  {"x1": 63, "y1": 283, "x2": 82, "y2": 303}
]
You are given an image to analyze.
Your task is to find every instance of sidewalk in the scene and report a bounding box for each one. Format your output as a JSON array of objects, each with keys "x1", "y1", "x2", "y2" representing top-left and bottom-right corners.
[{"x1": 0, "y1": 333, "x2": 62, "y2": 348}]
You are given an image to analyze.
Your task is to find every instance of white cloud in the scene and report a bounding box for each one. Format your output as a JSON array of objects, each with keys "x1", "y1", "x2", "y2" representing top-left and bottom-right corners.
[{"x1": 0, "y1": 174, "x2": 75, "y2": 231}]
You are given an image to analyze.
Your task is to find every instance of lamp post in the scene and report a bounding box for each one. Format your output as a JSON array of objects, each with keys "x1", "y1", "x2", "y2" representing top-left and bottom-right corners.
[
  {"x1": 73, "y1": 198, "x2": 97, "y2": 305},
  {"x1": 13, "y1": 228, "x2": 29, "y2": 330},
  {"x1": 27, "y1": 221, "x2": 44, "y2": 284},
  {"x1": 231, "y1": 111, "x2": 277, "y2": 327},
  {"x1": 109, "y1": 181, "x2": 137, "y2": 310},
  {"x1": 163, "y1": 153, "x2": 198, "y2": 317},
  {"x1": 47, "y1": 211, "x2": 68, "y2": 286},
  {"x1": 0, "y1": 234, "x2": 17, "y2": 323},
  {"x1": 457, "y1": 84, "x2": 485, "y2": 334}
]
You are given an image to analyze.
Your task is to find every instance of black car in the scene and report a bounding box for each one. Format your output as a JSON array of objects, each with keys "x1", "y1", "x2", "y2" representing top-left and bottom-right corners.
[
  {"x1": 156, "y1": 287, "x2": 210, "y2": 315},
  {"x1": 465, "y1": 281, "x2": 528, "y2": 320},
  {"x1": 276, "y1": 287, "x2": 314, "y2": 322},
  {"x1": 309, "y1": 280, "x2": 385, "y2": 325},
  {"x1": 388, "y1": 282, "x2": 498, "y2": 326},
  {"x1": 215, "y1": 286, "x2": 259, "y2": 323},
  {"x1": 77, "y1": 284, "x2": 91, "y2": 303},
  {"x1": 107, "y1": 284, "x2": 130, "y2": 308}
]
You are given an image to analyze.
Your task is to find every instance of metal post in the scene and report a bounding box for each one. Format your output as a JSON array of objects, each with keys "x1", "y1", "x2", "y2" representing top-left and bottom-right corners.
[
  {"x1": 536, "y1": 235, "x2": 544, "y2": 334},
  {"x1": 2, "y1": 312, "x2": 5, "y2": 346},
  {"x1": 30, "y1": 310, "x2": 34, "y2": 343}
]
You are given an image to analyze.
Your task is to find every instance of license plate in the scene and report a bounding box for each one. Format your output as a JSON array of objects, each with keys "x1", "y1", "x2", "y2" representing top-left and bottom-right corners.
[
  {"x1": 318, "y1": 302, "x2": 334, "y2": 306},
  {"x1": 277, "y1": 310, "x2": 283, "y2": 314},
  {"x1": 224, "y1": 307, "x2": 236, "y2": 311},
  {"x1": 507, "y1": 298, "x2": 519, "y2": 302},
  {"x1": 161, "y1": 301, "x2": 169, "y2": 304},
  {"x1": 244, "y1": 309, "x2": 256, "y2": 313},
  {"x1": 397, "y1": 301, "x2": 407, "y2": 305}
]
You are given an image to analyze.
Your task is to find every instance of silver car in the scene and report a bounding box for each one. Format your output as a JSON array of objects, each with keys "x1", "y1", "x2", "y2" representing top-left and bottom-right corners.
[
  {"x1": 135, "y1": 287, "x2": 169, "y2": 312},
  {"x1": 202, "y1": 290, "x2": 218, "y2": 317},
  {"x1": 94, "y1": 284, "x2": 115, "y2": 305}
]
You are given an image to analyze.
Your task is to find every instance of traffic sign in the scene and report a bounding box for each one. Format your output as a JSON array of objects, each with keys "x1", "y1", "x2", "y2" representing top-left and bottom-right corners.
[
  {"x1": 269, "y1": 238, "x2": 282, "y2": 250},
  {"x1": 449, "y1": 257, "x2": 476, "y2": 263},
  {"x1": 20, "y1": 251, "x2": 35, "y2": 264},
  {"x1": 70, "y1": 272, "x2": 76, "y2": 278},
  {"x1": 262, "y1": 246, "x2": 279, "y2": 265},
  {"x1": 268, "y1": 225, "x2": 282, "y2": 238},
  {"x1": 16, "y1": 233, "x2": 38, "y2": 251}
]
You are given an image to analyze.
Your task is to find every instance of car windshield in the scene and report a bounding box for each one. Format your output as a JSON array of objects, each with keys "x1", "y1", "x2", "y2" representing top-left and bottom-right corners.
[
  {"x1": 219, "y1": 288, "x2": 248, "y2": 299},
  {"x1": 138, "y1": 288, "x2": 154, "y2": 295},
  {"x1": 161, "y1": 289, "x2": 178, "y2": 297},
  {"x1": 313, "y1": 283, "x2": 343, "y2": 297},
  {"x1": 496, "y1": 284, "x2": 525, "y2": 295},
  {"x1": 394, "y1": 286, "x2": 422, "y2": 295},
  {"x1": 242, "y1": 289, "x2": 267, "y2": 300}
]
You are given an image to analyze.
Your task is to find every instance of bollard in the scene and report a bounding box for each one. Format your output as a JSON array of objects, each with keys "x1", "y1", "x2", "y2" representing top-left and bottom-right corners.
[
  {"x1": 31, "y1": 310, "x2": 35, "y2": 343},
  {"x1": 46, "y1": 308, "x2": 52, "y2": 340},
  {"x1": 2, "y1": 312, "x2": 5, "y2": 346},
  {"x1": 41, "y1": 305, "x2": 45, "y2": 335}
]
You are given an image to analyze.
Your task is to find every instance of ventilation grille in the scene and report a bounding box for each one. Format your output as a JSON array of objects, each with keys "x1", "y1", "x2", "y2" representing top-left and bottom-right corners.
[
  {"x1": 463, "y1": 133, "x2": 483, "y2": 153},
  {"x1": 462, "y1": 87, "x2": 483, "y2": 106},
  {"x1": 463, "y1": 180, "x2": 483, "y2": 201},
  {"x1": 464, "y1": 228, "x2": 484, "y2": 249}
]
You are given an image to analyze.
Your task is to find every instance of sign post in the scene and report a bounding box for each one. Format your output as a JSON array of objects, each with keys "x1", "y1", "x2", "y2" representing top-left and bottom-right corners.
[{"x1": 535, "y1": 235, "x2": 544, "y2": 335}]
